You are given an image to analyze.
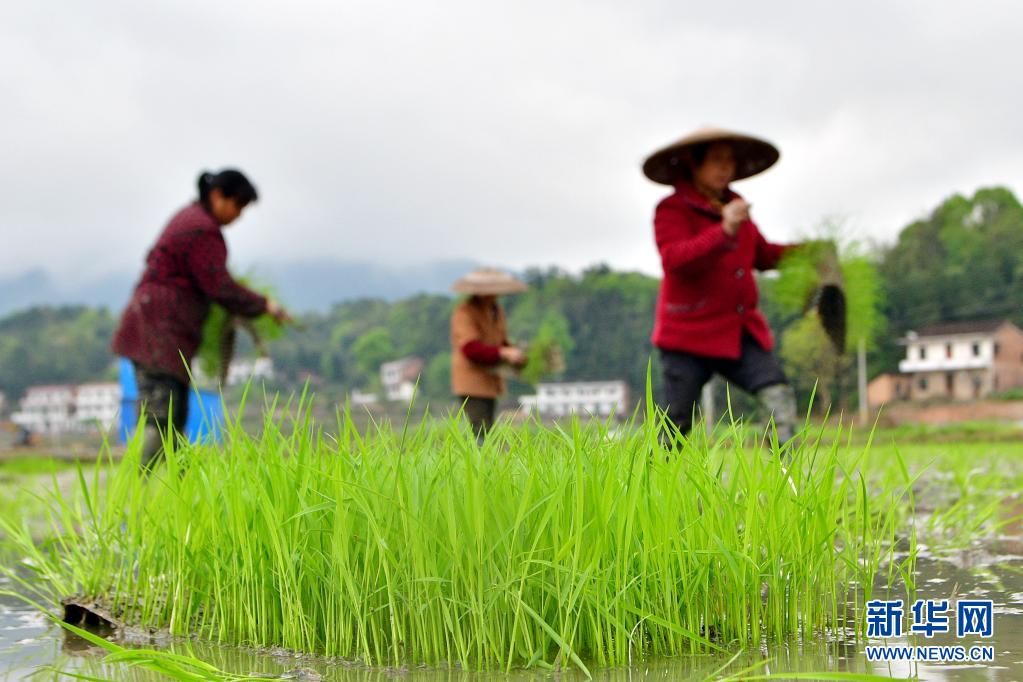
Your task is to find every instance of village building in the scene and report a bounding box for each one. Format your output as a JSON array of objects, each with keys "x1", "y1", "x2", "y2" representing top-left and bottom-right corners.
[
  {"x1": 349, "y1": 389, "x2": 379, "y2": 406},
  {"x1": 75, "y1": 382, "x2": 122, "y2": 431},
  {"x1": 867, "y1": 319, "x2": 1023, "y2": 406},
  {"x1": 12, "y1": 382, "x2": 124, "y2": 435},
  {"x1": 866, "y1": 372, "x2": 911, "y2": 408},
  {"x1": 225, "y1": 356, "x2": 275, "y2": 386},
  {"x1": 190, "y1": 357, "x2": 276, "y2": 387},
  {"x1": 12, "y1": 385, "x2": 79, "y2": 435},
  {"x1": 518, "y1": 380, "x2": 629, "y2": 419},
  {"x1": 380, "y1": 357, "x2": 425, "y2": 402}
]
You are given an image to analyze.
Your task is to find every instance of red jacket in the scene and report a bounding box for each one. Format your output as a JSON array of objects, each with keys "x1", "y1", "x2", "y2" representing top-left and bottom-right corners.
[
  {"x1": 112, "y1": 203, "x2": 267, "y2": 383},
  {"x1": 651, "y1": 182, "x2": 789, "y2": 359}
]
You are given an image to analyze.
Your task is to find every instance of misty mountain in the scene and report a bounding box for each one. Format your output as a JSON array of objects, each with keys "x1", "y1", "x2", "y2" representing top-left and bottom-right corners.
[
  {"x1": 253, "y1": 259, "x2": 481, "y2": 311},
  {"x1": 0, "y1": 259, "x2": 482, "y2": 316}
]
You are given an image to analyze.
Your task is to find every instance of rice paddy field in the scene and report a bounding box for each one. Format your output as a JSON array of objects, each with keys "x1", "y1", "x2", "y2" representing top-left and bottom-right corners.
[{"x1": 2, "y1": 396, "x2": 1023, "y2": 681}]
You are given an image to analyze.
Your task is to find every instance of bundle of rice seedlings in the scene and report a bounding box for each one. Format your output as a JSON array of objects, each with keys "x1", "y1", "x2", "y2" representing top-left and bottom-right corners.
[
  {"x1": 196, "y1": 277, "x2": 285, "y2": 383},
  {"x1": 0, "y1": 397, "x2": 922, "y2": 673},
  {"x1": 775, "y1": 240, "x2": 882, "y2": 354},
  {"x1": 518, "y1": 314, "x2": 569, "y2": 385}
]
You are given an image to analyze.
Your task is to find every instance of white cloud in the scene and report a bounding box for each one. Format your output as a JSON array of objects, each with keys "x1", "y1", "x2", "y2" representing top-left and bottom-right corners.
[{"x1": 1, "y1": 0, "x2": 1021, "y2": 283}]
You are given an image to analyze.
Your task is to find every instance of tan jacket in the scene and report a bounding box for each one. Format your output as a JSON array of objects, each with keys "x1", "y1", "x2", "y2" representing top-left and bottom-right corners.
[{"x1": 451, "y1": 297, "x2": 508, "y2": 398}]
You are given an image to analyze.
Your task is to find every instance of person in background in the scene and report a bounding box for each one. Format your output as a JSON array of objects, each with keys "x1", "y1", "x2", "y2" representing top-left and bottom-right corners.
[
  {"x1": 112, "y1": 169, "x2": 291, "y2": 469},
  {"x1": 450, "y1": 268, "x2": 528, "y2": 439},
  {"x1": 642, "y1": 127, "x2": 799, "y2": 445}
]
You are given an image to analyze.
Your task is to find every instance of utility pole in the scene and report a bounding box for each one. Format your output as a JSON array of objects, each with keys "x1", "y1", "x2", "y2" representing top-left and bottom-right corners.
[{"x1": 857, "y1": 337, "x2": 868, "y2": 425}]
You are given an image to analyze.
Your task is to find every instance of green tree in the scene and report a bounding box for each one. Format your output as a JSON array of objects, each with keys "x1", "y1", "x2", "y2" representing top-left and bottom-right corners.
[
  {"x1": 779, "y1": 315, "x2": 852, "y2": 412},
  {"x1": 351, "y1": 327, "x2": 395, "y2": 388},
  {"x1": 423, "y1": 352, "x2": 451, "y2": 400},
  {"x1": 876, "y1": 186, "x2": 1023, "y2": 371},
  {"x1": 0, "y1": 306, "x2": 117, "y2": 400}
]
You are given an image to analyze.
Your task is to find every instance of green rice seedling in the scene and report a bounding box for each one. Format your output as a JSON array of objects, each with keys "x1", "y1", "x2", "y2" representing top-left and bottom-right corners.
[
  {"x1": 49, "y1": 621, "x2": 274, "y2": 682},
  {"x1": 0, "y1": 590, "x2": 280, "y2": 681},
  {"x1": 1, "y1": 391, "x2": 922, "y2": 676},
  {"x1": 775, "y1": 240, "x2": 884, "y2": 354},
  {"x1": 518, "y1": 312, "x2": 570, "y2": 385},
  {"x1": 196, "y1": 276, "x2": 284, "y2": 381},
  {"x1": 859, "y1": 440, "x2": 1022, "y2": 553}
]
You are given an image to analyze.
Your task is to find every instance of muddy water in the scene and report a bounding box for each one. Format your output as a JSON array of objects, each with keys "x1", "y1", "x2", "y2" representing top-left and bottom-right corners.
[
  {"x1": 3, "y1": 541, "x2": 1023, "y2": 682},
  {"x1": 4, "y1": 452, "x2": 1023, "y2": 681}
]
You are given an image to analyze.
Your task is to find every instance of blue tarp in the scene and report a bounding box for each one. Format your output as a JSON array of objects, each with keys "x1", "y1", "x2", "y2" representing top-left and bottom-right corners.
[{"x1": 118, "y1": 358, "x2": 224, "y2": 444}]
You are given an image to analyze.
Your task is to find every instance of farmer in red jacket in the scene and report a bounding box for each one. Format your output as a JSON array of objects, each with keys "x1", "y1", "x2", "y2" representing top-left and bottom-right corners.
[
  {"x1": 643, "y1": 127, "x2": 798, "y2": 445},
  {"x1": 112, "y1": 169, "x2": 290, "y2": 469}
]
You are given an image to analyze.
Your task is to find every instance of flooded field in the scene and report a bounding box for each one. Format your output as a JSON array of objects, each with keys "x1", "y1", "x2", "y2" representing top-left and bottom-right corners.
[
  {"x1": 2, "y1": 428, "x2": 1023, "y2": 681},
  {"x1": 4, "y1": 548, "x2": 1023, "y2": 680}
]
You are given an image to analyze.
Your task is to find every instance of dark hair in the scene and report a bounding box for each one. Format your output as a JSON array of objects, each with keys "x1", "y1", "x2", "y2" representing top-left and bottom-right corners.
[
  {"x1": 672, "y1": 143, "x2": 712, "y2": 182},
  {"x1": 197, "y1": 169, "x2": 259, "y2": 208},
  {"x1": 687, "y1": 143, "x2": 711, "y2": 170}
]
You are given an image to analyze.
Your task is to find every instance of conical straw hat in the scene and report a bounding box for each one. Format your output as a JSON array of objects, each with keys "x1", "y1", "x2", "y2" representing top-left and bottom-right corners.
[
  {"x1": 451, "y1": 267, "x2": 528, "y2": 296},
  {"x1": 642, "y1": 126, "x2": 780, "y2": 185}
]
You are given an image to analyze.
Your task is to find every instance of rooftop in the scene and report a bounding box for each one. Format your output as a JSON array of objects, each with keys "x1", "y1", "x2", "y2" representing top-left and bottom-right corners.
[{"x1": 907, "y1": 319, "x2": 1008, "y2": 339}]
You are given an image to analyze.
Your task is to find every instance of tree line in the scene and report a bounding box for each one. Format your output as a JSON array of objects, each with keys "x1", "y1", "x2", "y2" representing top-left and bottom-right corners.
[{"x1": 2, "y1": 186, "x2": 1020, "y2": 412}]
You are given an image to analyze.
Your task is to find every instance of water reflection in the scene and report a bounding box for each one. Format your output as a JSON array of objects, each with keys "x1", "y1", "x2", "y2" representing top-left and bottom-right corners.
[{"x1": 4, "y1": 549, "x2": 1023, "y2": 681}]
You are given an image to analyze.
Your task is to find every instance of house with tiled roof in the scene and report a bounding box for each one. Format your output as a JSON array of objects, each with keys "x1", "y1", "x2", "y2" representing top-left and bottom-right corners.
[{"x1": 868, "y1": 319, "x2": 1023, "y2": 406}]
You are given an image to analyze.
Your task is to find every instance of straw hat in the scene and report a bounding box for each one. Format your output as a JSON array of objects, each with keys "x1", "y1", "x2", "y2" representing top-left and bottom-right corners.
[
  {"x1": 451, "y1": 267, "x2": 528, "y2": 296},
  {"x1": 642, "y1": 126, "x2": 780, "y2": 185}
]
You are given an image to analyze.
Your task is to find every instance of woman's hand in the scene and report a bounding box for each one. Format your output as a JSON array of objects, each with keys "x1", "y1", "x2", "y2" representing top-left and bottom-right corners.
[
  {"x1": 722, "y1": 199, "x2": 751, "y2": 236},
  {"x1": 499, "y1": 345, "x2": 527, "y2": 367},
  {"x1": 266, "y1": 299, "x2": 293, "y2": 324}
]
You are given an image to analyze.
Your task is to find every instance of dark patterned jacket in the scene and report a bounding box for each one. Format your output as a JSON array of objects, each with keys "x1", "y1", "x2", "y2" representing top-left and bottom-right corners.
[{"x1": 112, "y1": 202, "x2": 267, "y2": 382}]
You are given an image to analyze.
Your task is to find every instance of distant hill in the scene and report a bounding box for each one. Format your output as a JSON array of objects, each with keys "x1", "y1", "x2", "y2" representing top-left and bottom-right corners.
[
  {"x1": 0, "y1": 259, "x2": 482, "y2": 315},
  {"x1": 5, "y1": 184, "x2": 1022, "y2": 411},
  {"x1": 0, "y1": 269, "x2": 66, "y2": 315},
  {"x1": 253, "y1": 258, "x2": 481, "y2": 311}
]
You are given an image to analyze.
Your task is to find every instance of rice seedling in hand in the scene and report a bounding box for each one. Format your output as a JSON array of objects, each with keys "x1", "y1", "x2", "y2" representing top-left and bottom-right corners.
[
  {"x1": 775, "y1": 239, "x2": 884, "y2": 355},
  {"x1": 518, "y1": 313, "x2": 570, "y2": 385},
  {"x1": 196, "y1": 276, "x2": 285, "y2": 382}
]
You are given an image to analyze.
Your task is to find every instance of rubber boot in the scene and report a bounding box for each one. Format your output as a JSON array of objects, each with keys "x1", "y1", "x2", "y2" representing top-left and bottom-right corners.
[{"x1": 756, "y1": 383, "x2": 798, "y2": 447}]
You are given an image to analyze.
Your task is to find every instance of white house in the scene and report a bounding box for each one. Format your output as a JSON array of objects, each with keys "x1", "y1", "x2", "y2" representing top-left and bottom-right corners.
[
  {"x1": 75, "y1": 382, "x2": 122, "y2": 431},
  {"x1": 876, "y1": 319, "x2": 1023, "y2": 402},
  {"x1": 12, "y1": 382, "x2": 124, "y2": 435},
  {"x1": 225, "y1": 357, "x2": 275, "y2": 386},
  {"x1": 519, "y1": 381, "x2": 629, "y2": 419},
  {"x1": 12, "y1": 385, "x2": 78, "y2": 435},
  {"x1": 349, "y1": 389, "x2": 379, "y2": 407},
  {"x1": 191, "y1": 357, "x2": 275, "y2": 387},
  {"x1": 380, "y1": 357, "x2": 424, "y2": 402}
]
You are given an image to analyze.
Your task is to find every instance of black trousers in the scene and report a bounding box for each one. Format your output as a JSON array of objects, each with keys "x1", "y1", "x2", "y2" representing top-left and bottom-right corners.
[
  {"x1": 659, "y1": 334, "x2": 788, "y2": 437},
  {"x1": 134, "y1": 365, "x2": 189, "y2": 469},
  {"x1": 457, "y1": 396, "x2": 496, "y2": 439}
]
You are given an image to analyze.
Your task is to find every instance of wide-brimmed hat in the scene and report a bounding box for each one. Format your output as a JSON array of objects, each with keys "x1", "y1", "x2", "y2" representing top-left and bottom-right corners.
[
  {"x1": 642, "y1": 126, "x2": 780, "y2": 185},
  {"x1": 451, "y1": 267, "x2": 528, "y2": 296}
]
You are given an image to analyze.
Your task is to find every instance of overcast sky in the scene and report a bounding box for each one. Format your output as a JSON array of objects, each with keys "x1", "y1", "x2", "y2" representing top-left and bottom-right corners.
[{"x1": 2, "y1": 0, "x2": 1021, "y2": 284}]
